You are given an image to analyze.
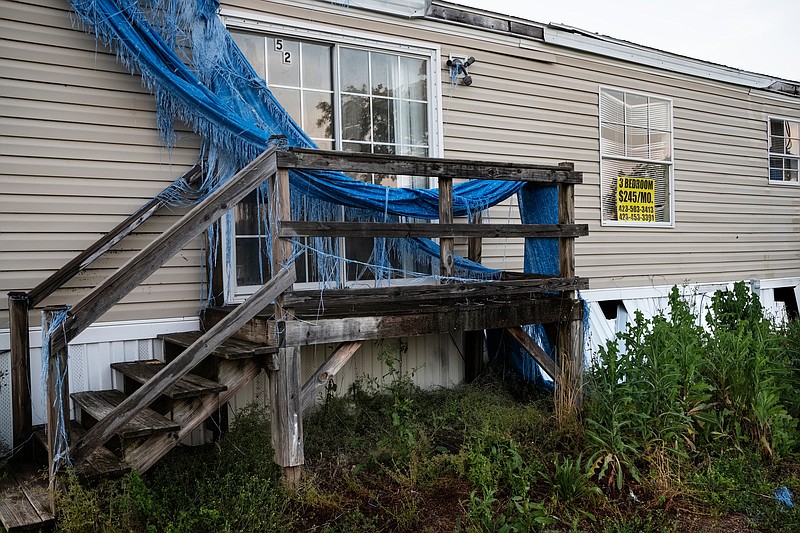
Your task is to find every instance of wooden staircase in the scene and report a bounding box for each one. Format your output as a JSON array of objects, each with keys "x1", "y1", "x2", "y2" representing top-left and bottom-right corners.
[{"x1": 3, "y1": 147, "x2": 587, "y2": 531}]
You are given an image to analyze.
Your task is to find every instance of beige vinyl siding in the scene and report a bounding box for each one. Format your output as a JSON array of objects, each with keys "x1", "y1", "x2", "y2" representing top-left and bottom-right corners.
[
  {"x1": 3, "y1": 0, "x2": 798, "y2": 334},
  {"x1": 1, "y1": 0, "x2": 202, "y2": 329}
]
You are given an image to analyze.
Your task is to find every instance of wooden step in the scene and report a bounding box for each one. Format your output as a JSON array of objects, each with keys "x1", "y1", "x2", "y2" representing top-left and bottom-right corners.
[
  {"x1": 0, "y1": 461, "x2": 54, "y2": 532},
  {"x1": 159, "y1": 330, "x2": 276, "y2": 360},
  {"x1": 111, "y1": 359, "x2": 227, "y2": 399},
  {"x1": 32, "y1": 422, "x2": 130, "y2": 482},
  {"x1": 71, "y1": 390, "x2": 179, "y2": 439}
]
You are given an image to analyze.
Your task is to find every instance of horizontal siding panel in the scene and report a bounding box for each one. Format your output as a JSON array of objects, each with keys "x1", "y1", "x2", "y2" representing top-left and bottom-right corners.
[
  {"x1": 0, "y1": 58, "x2": 156, "y2": 94},
  {"x1": 1, "y1": 137, "x2": 196, "y2": 165},
  {"x1": 4, "y1": 98, "x2": 162, "y2": 131},
  {"x1": 1, "y1": 157, "x2": 198, "y2": 181},
  {"x1": 0, "y1": 194, "x2": 193, "y2": 216},
  {"x1": 445, "y1": 113, "x2": 597, "y2": 141},
  {"x1": 3, "y1": 79, "x2": 157, "y2": 113},
  {"x1": 447, "y1": 93, "x2": 598, "y2": 124},
  {"x1": 0, "y1": 213, "x2": 190, "y2": 233},
  {"x1": 0, "y1": 232, "x2": 203, "y2": 252},
  {"x1": 3, "y1": 116, "x2": 166, "y2": 147},
  {"x1": 0, "y1": 174, "x2": 195, "y2": 196}
]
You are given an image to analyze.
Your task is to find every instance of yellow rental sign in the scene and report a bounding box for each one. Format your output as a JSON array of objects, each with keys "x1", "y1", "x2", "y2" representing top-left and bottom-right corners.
[{"x1": 616, "y1": 176, "x2": 656, "y2": 222}]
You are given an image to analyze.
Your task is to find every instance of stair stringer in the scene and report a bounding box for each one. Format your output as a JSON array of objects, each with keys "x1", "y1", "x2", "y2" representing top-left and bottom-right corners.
[{"x1": 124, "y1": 358, "x2": 263, "y2": 472}]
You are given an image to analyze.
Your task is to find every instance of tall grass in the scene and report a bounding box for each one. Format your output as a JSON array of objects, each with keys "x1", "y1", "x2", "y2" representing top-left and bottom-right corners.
[{"x1": 585, "y1": 283, "x2": 799, "y2": 496}]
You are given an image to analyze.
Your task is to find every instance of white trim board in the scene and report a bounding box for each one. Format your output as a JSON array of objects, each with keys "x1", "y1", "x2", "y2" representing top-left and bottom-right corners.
[{"x1": 0, "y1": 316, "x2": 200, "y2": 351}]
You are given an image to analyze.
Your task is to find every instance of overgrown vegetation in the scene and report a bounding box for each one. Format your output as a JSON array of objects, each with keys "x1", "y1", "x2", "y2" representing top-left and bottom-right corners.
[{"x1": 47, "y1": 283, "x2": 799, "y2": 532}]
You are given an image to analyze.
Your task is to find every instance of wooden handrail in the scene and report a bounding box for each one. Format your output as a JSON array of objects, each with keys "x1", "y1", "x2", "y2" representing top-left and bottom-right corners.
[
  {"x1": 50, "y1": 147, "x2": 278, "y2": 353},
  {"x1": 277, "y1": 148, "x2": 583, "y2": 183},
  {"x1": 27, "y1": 165, "x2": 203, "y2": 308}
]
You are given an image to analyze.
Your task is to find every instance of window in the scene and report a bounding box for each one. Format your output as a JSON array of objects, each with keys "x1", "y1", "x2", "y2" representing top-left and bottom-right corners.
[
  {"x1": 228, "y1": 28, "x2": 437, "y2": 295},
  {"x1": 769, "y1": 117, "x2": 799, "y2": 183},
  {"x1": 599, "y1": 88, "x2": 673, "y2": 226}
]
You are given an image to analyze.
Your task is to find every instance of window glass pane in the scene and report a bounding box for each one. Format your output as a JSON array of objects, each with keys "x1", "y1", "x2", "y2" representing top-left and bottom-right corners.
[
  {"x1": 231, "y1": 32, "x2": 265, "y2": 79},
  {"x1": 372, "y1": 97, "x2": 395, "y2": 143},
  {"x1": 267, "y1": 37, "x2": 300, "y2": 87},
  {"x1": 340, "y1": 48, "x2": 369, "y2": 94},
  {"x1": 626, "y1": 126, "x2": 649, "y2": 159},
  {"x1": 648, "y1": 98, "x2": 671, "y2": 131},
  {"x1": 787, "y1": 120, "x2": 799, "y2": 140},
  {"x1": 399, "y1": 56, "x2": 427, "y2": 100},
  {"x1": 234, "y1": 191, "x2": 264, "y2": 235},
  {"x1": 787, "y1": 124, "x2": 800, "y2": 156},
  {"x1": 371, "y1": 52, "x2": 397, "y2": 97},
  {"x1": 303, "y1": 91, "x2": 333, "y2": 139},
  {"x1": 601, "y1": 123, "x2": 625, "y2": 157},
  {"x1": 301, "y1": 42, "x2": 332, "y2": 91},
  {"x1": 625, "y1": 93, "x2": 648, "y2": 128},
  {"x1": 770, "y1": 118, "x2": 786, "y2": 137},
  {"x1": 270, "y1": 87, "x2": 301, "y2": 124},
  {"x1": 397, "y1": 100, "x2": 427, "y2": 146},
  {"x1": 235, "y1": 237, "x2": 268, "y2": 286},
  {"x1": 341, "y1": 95, "x2": 371, "y2": 141},
  {"x1": 601, "y1": 89, "x2": 625, "y2": 124},
  {"x1": 342, "y1": 141, "x2": 371, "y2": 153},
  {"x1": 649, "y1": 131, "x2": 671, "y2": 161},
  {"x1": 787, "y1": 158, "x2": 799, "y2": 182}
]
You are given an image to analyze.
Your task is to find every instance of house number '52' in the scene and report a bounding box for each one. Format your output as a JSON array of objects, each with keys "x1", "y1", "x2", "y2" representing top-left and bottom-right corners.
[{"x1": 275, "y1": 39, "x2": 292, "y2": 64}]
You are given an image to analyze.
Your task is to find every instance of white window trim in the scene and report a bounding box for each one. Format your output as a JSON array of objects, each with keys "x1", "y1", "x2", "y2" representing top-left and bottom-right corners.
[
  {"x1": 767, "y1": 115, "x2": 800, "y2": 186},
  {"x1": 221, "y1": 14, "x2": 444, "y2": 303},
  {"x1": 598, "y1": 85, "x2": 675, "y2": 228}
]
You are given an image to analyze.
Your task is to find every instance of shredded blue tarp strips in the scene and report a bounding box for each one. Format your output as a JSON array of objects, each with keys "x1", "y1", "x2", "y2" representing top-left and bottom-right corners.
[{"x1": 69, "y1": 0, "x2": 526, "y2": 220}]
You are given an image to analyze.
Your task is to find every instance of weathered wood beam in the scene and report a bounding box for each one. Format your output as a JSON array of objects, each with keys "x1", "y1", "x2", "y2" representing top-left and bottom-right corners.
[
  {"x1": 270, "y1": 167, "x2": 304, "y2": 489},
  {"x1": 504, "y1": 326, "x2": 557, "y2": 379},
  {"x1": 52, "y1": 149, "x2": 276, "y2": 352},
  {"x1": 439, "y1": 176, "x2": 455, "y2": 278},
  {"x1": 28, "y1": 165, "x2": 203, "y2": 308},
  {"x1": 43, "y1": 306, "x2": 70, "y2": 514},
  {"x1": 8, "y1": 292, "x2": 32, "y2": 447},
  {"x1": 277, "y1": 148, "x2": 582, "y2": 183},
  {"x1": 284, "y1": 298, "x2": 582, "y2": 346},
  {"x1": 70, "y1": 266, "x2": 295, "y2": 465},
  {"x1": 300, "y1": 341, "x2": 362, "y2": 412},
  {"x1": 284, "y1": 277, "x2": 589, "y2": 308},
  {"x1": 555, "y1": 164, "x2": 584, "y2": 421},
  {"x1": 279, "y1": 221, "x2": 589, "y2": 239}
]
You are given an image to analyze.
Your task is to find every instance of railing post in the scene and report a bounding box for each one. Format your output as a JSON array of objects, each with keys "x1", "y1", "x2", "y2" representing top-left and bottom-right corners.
[
  {"x1": 8, "y1": 291, "x2": 32, "y2": 447},
  {"x1": 464, "y1": 212, "x2": 484, "y2": 382},
  {"x1": 43, "y1": 305, "x2": 71, "y2": 513},
  {"x1": 438, "y1": 176, "x2": 454, "y2": 279},
  {"x1": 555, "y1": 162, "x2": 583, "y2": 425},
  {"x1": 269, "y1": 167, "x2": 303, "y2": 489}
]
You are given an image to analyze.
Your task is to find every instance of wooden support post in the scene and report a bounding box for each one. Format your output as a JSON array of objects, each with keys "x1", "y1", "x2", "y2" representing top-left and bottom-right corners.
[
  {"x1": 555, "y1": 163, "x2": 583, "y2": 425},
  {"x1": 269, "y1": 167, "x2": 304, "y2": 489},
  {"x1": 438, "y1": 176, "x2": 454, "y2": 279},
  {"x1": 43, "y1": 306, "x2": 70, "y2": 513},
  {"x1": 8, "y1": 292, "x2": 32, "y2": 448},
  {"x1": 464, "y1": 212, "x2": 484, "y2": 382}
]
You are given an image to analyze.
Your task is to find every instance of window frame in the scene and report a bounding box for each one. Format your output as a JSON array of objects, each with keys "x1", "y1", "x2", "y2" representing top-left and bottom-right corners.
[
  {"x1": 221, "y1": 14, "x2": 443, "y2": 303},
  {"x1": 767, "y1": 115, "x2": 800, "y2": 185},
  {"x1": 598, "y1": 85, "x2": 675, "y2": 228}
]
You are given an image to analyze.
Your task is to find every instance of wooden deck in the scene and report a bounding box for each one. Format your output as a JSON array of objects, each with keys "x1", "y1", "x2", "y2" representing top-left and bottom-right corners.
[
  {"x1": 0, "y1": 462, "x2": 54, "y2": 532},
  {"x1": 5, "y1": 146, "x2": 588, "y2": 499}
]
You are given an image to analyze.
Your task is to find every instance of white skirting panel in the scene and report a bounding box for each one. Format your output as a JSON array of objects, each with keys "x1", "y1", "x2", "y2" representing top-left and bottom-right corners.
[
  {"x1": 0, "y1": 351, "x2": 12, "y2": 453},
  {"x1": 582, "y1": 277, "x2": 800, "y2": 366}
]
